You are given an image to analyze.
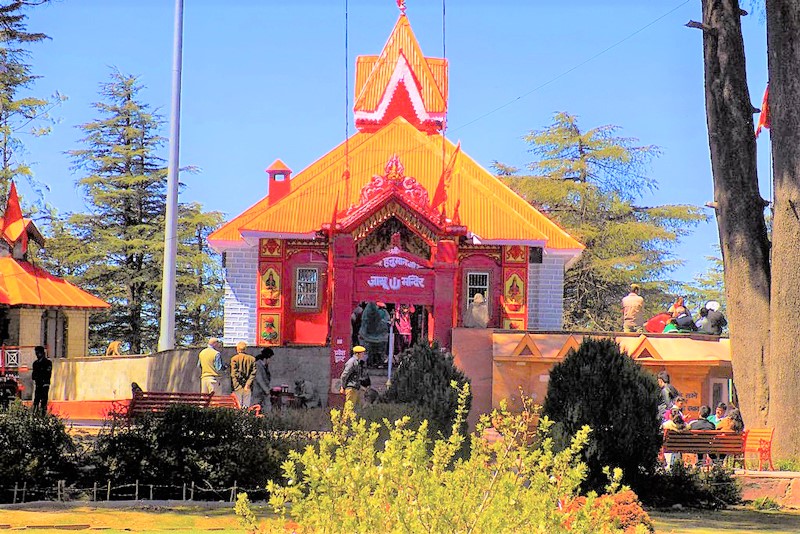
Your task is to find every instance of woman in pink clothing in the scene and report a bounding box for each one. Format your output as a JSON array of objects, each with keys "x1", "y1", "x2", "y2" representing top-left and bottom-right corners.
[{"x1": 395, "y1": 304, "x2": 415, "y2": 354}]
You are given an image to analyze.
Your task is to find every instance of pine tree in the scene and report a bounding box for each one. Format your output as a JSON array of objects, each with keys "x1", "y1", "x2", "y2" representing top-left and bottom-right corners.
[
  {"x1": 383, "y1": 341, "x2": 471, "y2": 437},
  {"x1": 542, "y1": 338, "x2": 662, "y2": 493},
  {"x1": 0, "y1": 0, "x2": 64, "y2": 204},
  {"x1": 498, "y1": 112, "x2": 707, "y2": 330},
  {"x1": 43, "y1": 70, "x2": 225, "y2": 353}
]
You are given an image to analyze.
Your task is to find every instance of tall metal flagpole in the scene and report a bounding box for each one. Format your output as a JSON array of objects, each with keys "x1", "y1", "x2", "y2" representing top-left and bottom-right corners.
[{"x1": 158, "y1": 0, "x2": 184, "y2": 352}]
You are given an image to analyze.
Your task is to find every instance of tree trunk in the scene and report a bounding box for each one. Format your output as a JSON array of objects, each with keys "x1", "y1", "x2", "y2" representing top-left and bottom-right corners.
[
  {"x1": 766, "y1": 0, "x2": 800, "y2": 457},
  {"x1": 701, "y1": 0, "x2": 771, "y2": 427}
]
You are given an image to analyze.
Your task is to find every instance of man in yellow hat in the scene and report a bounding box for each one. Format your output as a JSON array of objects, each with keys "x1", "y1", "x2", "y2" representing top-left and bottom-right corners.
[{"x1": 340, "y1": 345, "x2": 366, "y2": 406}]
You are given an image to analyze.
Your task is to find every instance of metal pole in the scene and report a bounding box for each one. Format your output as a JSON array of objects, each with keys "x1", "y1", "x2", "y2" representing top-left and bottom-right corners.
[{"x1": 158, "y1": 0, "x2": 184, "y2": 351}]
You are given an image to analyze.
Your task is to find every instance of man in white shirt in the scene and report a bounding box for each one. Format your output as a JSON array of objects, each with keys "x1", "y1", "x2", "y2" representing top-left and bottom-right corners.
[{"x1": 621, "y1": 284, "x2": 645, "y2": 332}]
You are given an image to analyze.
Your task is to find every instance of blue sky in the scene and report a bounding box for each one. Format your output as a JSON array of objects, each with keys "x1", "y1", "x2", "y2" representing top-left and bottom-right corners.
[{"x1": 23, "y1": 0, "x2": 771, "y2": 285}]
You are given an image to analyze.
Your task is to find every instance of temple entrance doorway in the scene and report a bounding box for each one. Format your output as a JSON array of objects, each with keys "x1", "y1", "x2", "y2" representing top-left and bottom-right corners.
[{"x1": 350, "y1": 301, "x2": 431, "y2": 369}]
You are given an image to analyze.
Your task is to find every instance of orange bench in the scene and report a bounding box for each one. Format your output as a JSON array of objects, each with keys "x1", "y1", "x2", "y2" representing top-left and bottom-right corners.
[
  {"x1": 127, "y1": 391, "x2": 212, "y2": 418},
  {"x1": 743, "y1": 427, "x2": 775, "y2": 471},
  {"x1": 662, "y1": 430, "x2": 745, "y2": 466},
  {"x1": 208, "y1": 393, "x2": 262, "y2": 415}
]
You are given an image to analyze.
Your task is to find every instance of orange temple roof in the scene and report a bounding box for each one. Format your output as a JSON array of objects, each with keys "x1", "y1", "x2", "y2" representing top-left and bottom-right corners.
[
  {"x1": 209, "y1": 117, "x2": 582, "y2": 251},
  {"x1": 0, "y1": 257, "x2": 110, "y2": 309}
]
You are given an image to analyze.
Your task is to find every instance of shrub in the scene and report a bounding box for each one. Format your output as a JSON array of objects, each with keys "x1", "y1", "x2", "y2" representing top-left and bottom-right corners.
[
  {"x1": 248, "y1": 385, "x2": 651, "y2": 533},
  {"x1": 636, "y1": 463, "x2": 741, "y2": 509},
  {"x1": 382, "y1": 340, "x2": 471, "y2": 437},
  {"x1": 751, "y1": 496, "x2": 781, "y2": 510},
  {"x1": 542, "y1": 338, "x2": 662, "y2": 493},
  {"x1": 0, "y1": 402, "x2": 78, "y2": 498},
  {"x1": 91, "y1": 406, "x2": 314, "y2": 493}
]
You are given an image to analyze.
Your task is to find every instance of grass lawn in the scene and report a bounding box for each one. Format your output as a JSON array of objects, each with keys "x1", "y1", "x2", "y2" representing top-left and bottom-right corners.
[
  {"x1": 0, "y1": 502, "x2": 282, "y2": 533},
  {"x1": 651, "y1": 506, "x2": 800, "y2": 533}
]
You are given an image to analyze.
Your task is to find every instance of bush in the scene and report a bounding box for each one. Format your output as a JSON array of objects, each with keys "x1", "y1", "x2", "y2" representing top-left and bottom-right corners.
[
  {"x1": 0, "y1": 402, "x2": 79, "y2": 498},
  {"x1": 382, "y1": 340, "x2": 471, "y2": 437},
  {"x1": 248, "y1": 385, "x2": 651, "y2": 533},
  {"x1": 751, "y1": 496, "x2": 781, "y2": 510},
  {"x1": 542, "y1": 338, "x2": 662, "y2": 493},
  {"x1": 636, "y1": 463, "x2": 741, "y2": 509},
  {"x1": 91, "y1": 406, "x2": 314, "y2": 493}
]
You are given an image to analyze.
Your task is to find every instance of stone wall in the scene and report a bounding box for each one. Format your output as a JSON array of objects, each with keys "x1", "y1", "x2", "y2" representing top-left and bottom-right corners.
[
  {"x1": 48, "y1": 345, "x2": 330, "y2": 405},
  {"x1": 222, "y1": 246, "x2": 259, "y2": 345},
  {"x1": 527, "y1": 253, "x2": 566, "y2": 330}
]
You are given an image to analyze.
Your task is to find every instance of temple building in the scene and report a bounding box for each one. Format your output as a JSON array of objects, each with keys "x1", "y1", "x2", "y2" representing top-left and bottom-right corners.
[
  {"x1": 0, "y1": 183, "x2": 109, "y2": 390},
  {"x1": 208, "y1": 12, "x2": 583, "y2": 390}
]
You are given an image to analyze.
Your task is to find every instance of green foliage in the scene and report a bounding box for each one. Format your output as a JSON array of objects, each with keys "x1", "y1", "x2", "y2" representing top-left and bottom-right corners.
[
  {"x1": 751, "y1": 496, "x2": 781, "y2": 511},
  {"x1": 382, "y1": 340, "x2": 471, "y2": 437},
  {"x1": 775, "y1": 457, "x2": 800, "y2": 472},
  {"x1": 257, "y1": 384, "x2": 647, "y2": 533},
  {"x1": 498, "y1": 112, "x2": 706, "y2": 330},
  {"x1": 0, "y1": 402, "x2": 78, "y2": 493},
  {"x1": 0, "y1": 0, "x2": 65, "y2": 205},
  {"x1": 637, "y1": 464, "x2": 741, "y2": 509},
  {"x1": 680, "y1": 251, "x2": 726, "y2": 313},
  {"x1": 542, "y1": 338, "x2": 662, "y2": 493},
  {"x1": 91, "y1": 405, "x2": 312, "y2": 490},
  {"x1": 41, "y1": 70, "x2": 223, "y2": 352}
]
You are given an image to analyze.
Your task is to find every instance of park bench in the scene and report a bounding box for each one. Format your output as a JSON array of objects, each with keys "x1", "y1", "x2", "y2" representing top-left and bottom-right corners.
[
  {"x1": 662, "y1": 430, "x2": 745, "y2": 467},
  {"x1": 208, "y1": 393, "x2": 262, "y2": 415},
  {"x1": 743, "y1": 427, "x2": 775, "y2": 471},
  {"x1": 127, "y1": 391, "x2": 213, "y2": 418}
]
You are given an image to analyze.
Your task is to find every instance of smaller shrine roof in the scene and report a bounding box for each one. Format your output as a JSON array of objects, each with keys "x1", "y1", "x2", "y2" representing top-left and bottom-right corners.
[
  {"x1": 267, "y1": 159, "x2": 292, "y2": 173},
  {"x1": 0, "y1": 257, "x2": 110, "y2": 309}
]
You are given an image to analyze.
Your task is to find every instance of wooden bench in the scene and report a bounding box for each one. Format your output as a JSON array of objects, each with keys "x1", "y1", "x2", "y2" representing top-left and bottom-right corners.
[
  {"x1": 208, "y1": 393, "x2": 262, "y2": 415},
  {"x1": 743, "y1": 427, "x2": 775, "y2": 471},
  {"x1": 662, "y1": 430, "x2": 745, "y2": 466},
  {"x1": 127, "y1": 391, "x2": 212, "y2": 418}
]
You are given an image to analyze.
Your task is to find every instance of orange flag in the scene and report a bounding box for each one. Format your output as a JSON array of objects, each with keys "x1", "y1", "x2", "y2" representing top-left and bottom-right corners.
[
  {"x1": 756, "y1": 84, "x2": 770, "y2": 138},
  {"x1": 2, "y1": 181, "x2": 27, "y2": 253},
  {"x1": 431, "y1": 142, "x2": 461, "y2": 211}
]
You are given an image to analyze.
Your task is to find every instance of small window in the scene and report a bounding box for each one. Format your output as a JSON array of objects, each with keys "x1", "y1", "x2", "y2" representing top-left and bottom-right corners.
[
  {"x1": 296, "y1": 267, "x2": 319, "y2": 308},
  {"x1": 467, "y1": 271, "x2": 489, "y2": 304},
  {"x1": 274, "y1": 172, "x2": 286, "y2": 182}
]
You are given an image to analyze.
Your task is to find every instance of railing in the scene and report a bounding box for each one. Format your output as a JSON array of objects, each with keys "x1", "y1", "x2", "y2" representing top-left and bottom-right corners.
[{"x1": 0, "y1": 345, "x2": 42, "y2": 374}]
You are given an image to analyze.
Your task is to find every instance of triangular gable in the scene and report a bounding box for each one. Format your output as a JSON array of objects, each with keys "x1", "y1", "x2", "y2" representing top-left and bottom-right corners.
[
  {"x1": 354, "y1": 15, "x2": 446, "y2": 129},
  {"x1": 511, "y1": 333, "x2": 543, "y2": 358},
  {"x1": 629, "y1": 336, "x2": 663, "y2": 360},
  {"x1": 554, "y1": 335, "x2": 581, "y2": 360}
]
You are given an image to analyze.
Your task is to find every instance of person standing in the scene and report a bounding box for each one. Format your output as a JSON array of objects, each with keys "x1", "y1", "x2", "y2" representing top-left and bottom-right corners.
[
  {"x1": 31, "y1": 345, "x2": 52, "y2": 416},
  {"x1": 250, "y1": 347, "x2": 273, "y2": 413},
  {"x1": 197, "y1": 337, "x2": 224, "y2": 395},
  {"x1": 230, "y1": 341, "x2": 256, "y2": 408},
  {"x1": 339, "y1": 345, "x2": 366, "y2": 406},
  {"x1": 621, "y1": 284, "x2": 645, "y2": 333}
]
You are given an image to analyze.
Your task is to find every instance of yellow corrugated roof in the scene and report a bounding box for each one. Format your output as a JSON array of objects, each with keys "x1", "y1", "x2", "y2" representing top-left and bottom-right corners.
[
  {"x1": 0, "y1": 257, "x2": 109, "y2": 308},
  {"x1": 209, "y1": 117, "x2": 583, "y2": 250},
  {"x1": 353, "y1": 15, "x2": 447, "y2": 114}
]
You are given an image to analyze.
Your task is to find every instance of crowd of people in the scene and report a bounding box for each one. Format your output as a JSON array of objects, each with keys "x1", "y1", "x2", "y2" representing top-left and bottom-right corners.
[
  {"x1": 658, "y1": 371, "x2": 744, "y2": 467},
  {"x1": 621, "y1": 284, "x2": 728, "y2": 335}
]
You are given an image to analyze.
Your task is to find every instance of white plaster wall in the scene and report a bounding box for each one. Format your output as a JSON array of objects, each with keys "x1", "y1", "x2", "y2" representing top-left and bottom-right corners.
[
  {"x1": 223, "y1": 247, "x2": 258, "y2": 345},
  {"x1": 527, "y1": 254, "x2": 566, "y2": 330}
]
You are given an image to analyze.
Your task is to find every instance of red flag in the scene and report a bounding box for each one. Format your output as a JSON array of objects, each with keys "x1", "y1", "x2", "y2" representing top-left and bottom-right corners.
[
  {"x1": 756, "y1": 84, "x2": 770, "y2": 138},
  {"x1": 2, "y1": 181, "x2": 27, "y2": 253},
  {"x1": 431, "y1": 142, "x2": 461, "y2": 211}
]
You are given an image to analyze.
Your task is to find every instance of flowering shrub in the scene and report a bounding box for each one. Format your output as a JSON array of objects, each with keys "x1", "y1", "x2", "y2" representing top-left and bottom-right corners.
[{"x1": 236, "y1": 383, "x2": 652, "y2": 533}]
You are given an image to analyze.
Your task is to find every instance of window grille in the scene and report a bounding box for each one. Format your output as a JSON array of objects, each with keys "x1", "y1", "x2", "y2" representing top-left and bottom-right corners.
[
  {"x1": 296, "y1": 268, "x2": 319, "y2": 308},
  {"x1": 467, "y1": 272, "x2": 489, "y2": 304}
]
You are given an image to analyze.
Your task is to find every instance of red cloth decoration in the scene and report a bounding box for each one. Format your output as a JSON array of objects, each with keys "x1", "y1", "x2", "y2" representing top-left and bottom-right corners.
[
  {"x1": 756, "y1": 84, "x2": 770, "y2": 138},
  {"x1": 430, "y1": 142, "x2": 461, "y2": 211},
  {"x1": 2, "y1": 181, "x2": 27, "y2": 253}
]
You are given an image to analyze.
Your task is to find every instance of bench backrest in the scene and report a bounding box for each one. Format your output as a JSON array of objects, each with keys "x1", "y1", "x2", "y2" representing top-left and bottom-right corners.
[
  {"x1": 743, "y1": 428, "x2": 775, "y2": 454},
  {"x1": 129, "y1": 391, "x2": 213, "y2": 415},
  {"x1": 662, "y1": 430, "x2": 745, "y2": 454},
  {"x1": 208, "y1": 393, "x2": 240, "y2": 409}
]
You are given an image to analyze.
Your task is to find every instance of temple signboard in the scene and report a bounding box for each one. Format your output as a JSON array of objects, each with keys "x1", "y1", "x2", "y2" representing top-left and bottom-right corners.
[{"x1": 354, "y1": 269, "x2": 433, "y2": 304}]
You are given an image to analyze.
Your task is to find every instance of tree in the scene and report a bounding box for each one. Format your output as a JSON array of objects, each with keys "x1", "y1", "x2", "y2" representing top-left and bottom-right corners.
[
  {"x1": 43, "y1": 70, "x2": 223, "y2": 353},
  {"x1": 498, "y1": 112, "x2": 706, "y2": 330},
  {"x1": 697, "y1": 0, "x2": 800, "y2": 456},
  {"x1": 0, "y1": 0, "x2": 64, "y2": 205},
  {"x1": 542, "y1": 338, "x2": 662, "y2": 494},
  {"x1": 680, "y1": 252, "x2": 726, "y2": 312}
]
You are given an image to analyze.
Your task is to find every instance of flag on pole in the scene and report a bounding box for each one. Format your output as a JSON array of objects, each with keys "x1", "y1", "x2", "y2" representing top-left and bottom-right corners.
[
  {"x1": 2, "y1": 181, "x2": 27, "y2": 253},
  {"x1": 431, "y1": 141, "x2": 461, "y2": 211},
  {"x1": 756, "y1": 84, "x2": 770, "y2": 138}
]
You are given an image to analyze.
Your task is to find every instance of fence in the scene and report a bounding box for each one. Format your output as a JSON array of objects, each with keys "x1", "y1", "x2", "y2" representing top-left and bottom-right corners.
[{"x1": 1, "y1": 479, "x2": 270, "y2": 504}]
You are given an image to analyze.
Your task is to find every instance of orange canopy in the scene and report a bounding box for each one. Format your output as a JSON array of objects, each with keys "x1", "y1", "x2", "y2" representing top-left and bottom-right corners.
[{"x1": 0, "y1": 257, "x2": 109, "y2": 308}]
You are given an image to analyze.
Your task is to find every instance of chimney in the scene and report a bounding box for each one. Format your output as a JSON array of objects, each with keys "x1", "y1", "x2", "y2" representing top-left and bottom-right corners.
[{"x1": 267, "y1": 159, "x2": 292, "y2": 205}]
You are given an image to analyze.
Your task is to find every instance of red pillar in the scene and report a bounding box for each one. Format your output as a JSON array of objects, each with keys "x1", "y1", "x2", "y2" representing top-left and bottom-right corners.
[
  {"x1": 328, "y1": 233, "x2": 356, "y2": 403},
  {"x1": 432, "y1": 239, "x2": 458, "y2": 349}
]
